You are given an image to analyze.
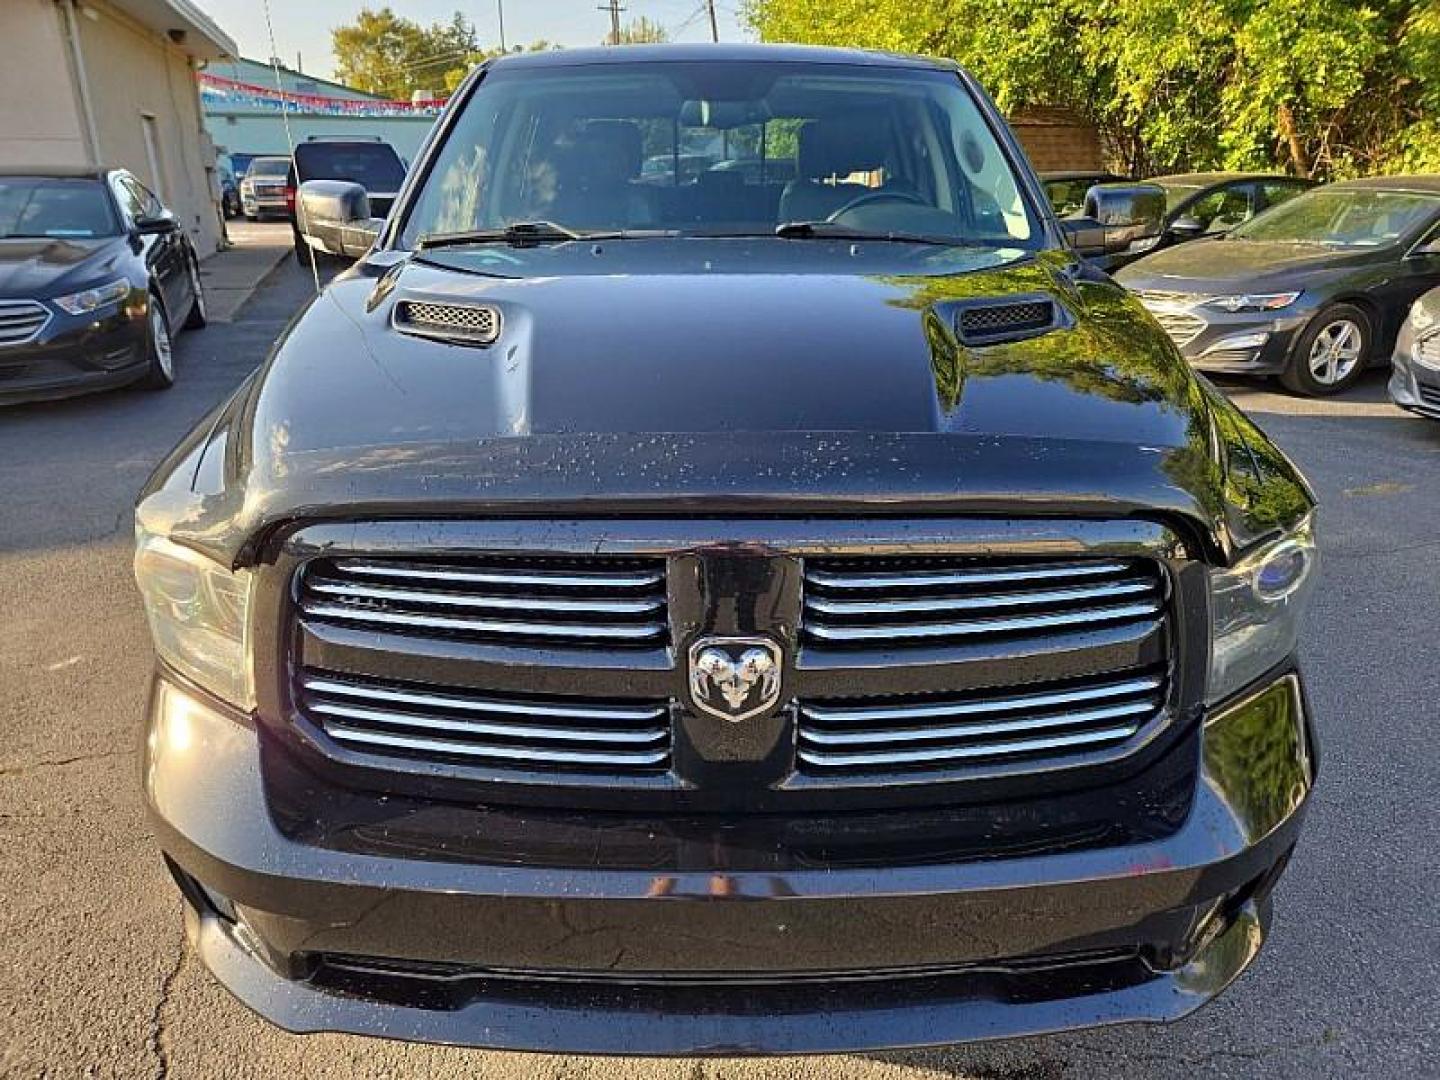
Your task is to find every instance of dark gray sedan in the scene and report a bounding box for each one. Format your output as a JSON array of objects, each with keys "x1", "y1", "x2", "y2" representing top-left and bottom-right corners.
[{"x1": 1116, "y1": 176, "x2": 1440, "y2": 396}]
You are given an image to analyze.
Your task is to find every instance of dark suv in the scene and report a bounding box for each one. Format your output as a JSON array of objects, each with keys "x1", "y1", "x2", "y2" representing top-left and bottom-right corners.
[
  {"x1": 137, "y1": 44, "x2": 1318, "y2": 1055},
  {"x1": 288, "y1": 137, "x2": 406, "y2": 260}
]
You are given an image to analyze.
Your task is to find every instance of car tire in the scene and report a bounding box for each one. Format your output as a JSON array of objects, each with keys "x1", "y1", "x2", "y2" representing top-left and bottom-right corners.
[
  {"x1": 183, "y1": 257, "x2": 207, "y2": 330},
  {"x1": 135, "y1": 294, "x2": 175, "y2": 391},
  {"x1": 1281, "y1": 303, "x2": 1372, "y2": 396}
]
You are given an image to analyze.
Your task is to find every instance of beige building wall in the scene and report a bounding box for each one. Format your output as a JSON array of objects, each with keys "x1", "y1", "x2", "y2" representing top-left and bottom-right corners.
[
  {"x1": 0, "y1": 0, "x2": 89, "y2": 167},
  {"x1": 0, "y1": 0, "x2": 224, "y2": 257},
  {"x1": 76, "y1": 0, "x2": 221, "y2": 256}
]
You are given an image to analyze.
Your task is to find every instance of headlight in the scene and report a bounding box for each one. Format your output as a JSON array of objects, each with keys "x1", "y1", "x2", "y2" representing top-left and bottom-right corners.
[
  {"x1": 1208, "y1": 514, "x2": 1317, "y2": 705},
  {"x1": 52, "y1": 278, "x2": 131, "y2": 316},
  {"x1": 134, "y1": 525, "x2": 255, "y2": 710},
  {"x1": 1203, "y1": 292, "x2": 1301, "y2": 314},
  {"x1": 1413, "y1": 330, "x2": 1440, "y2": 371}
]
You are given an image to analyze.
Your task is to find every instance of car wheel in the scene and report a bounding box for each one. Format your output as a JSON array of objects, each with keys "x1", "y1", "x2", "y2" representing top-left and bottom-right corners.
[
  {"x1": 1281, "y1": 303, "x2": 1371, "y2": 396},
  {"x1": 136, "y1": 295, "x2": 175, "y2": 390},
  {"x1": 183, "y1": 258, "x2": 207, "y2": 330}
]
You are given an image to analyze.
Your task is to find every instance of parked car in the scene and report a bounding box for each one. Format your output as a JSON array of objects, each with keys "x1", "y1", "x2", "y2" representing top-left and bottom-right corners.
[
  {"x1": 1388, "y1": 285, "x2": 1440, "y2": 417},
  {"x1": 288, "y1": 136, "x2": 406, "y2": 261},
  {"x1": 238, "y1": 156, "x2": 290, "y2": 220},
  {"x1": 1118, "y1": 176, "x2": 1440, "y2": 395},
  {"x1": 0, "y1": 166, "x2": 205, "y2": 404},
  {"x1": 1097, "y1": 172, "x2": 1315, "y2": 271},
  {"x1": 138, "y1": 44, "x2": 1318, "y2": 1056},
  {"x1": 1039, "y1": 169, "x2": 1129, "y2": 216}
]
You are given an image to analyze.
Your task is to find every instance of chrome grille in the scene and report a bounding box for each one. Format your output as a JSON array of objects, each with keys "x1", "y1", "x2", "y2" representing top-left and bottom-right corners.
[
  {"x1": 802, "y1": 556, "x2": 1166, "y2": 648},
  {"x1": 1133, "y1": 291, "x2": 1207, "y2": 348},
  {"x1": 797, "y1": 670, "x2": 1166, "y2": 773},
  {"x1": 297, "y1": 555, "x2": 668, "y2": 647},
  {"x1": 298, "y1": 670, "x2": 671, "y2": 771},
  {"x1": 0, "y1": 300, "x2": 50, "y2": 346},
  {"x1": 393, "y1": 300, "x2": 501, "y2": 345}
]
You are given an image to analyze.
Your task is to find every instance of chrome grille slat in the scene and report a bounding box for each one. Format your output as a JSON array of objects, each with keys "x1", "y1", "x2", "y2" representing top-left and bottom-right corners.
[
  {"x1": 301, "y1": 676, "x2": 665, "y2": 722},
  {"x1": 804, "y1": 560, "x2": 1131, "y2": 591},
  {"x1": 0, "y1": 299, "x2": 50, "y2": 346},
  {"x1": 334, "y1": 559, "x2": 663, "y2": 590},
  {"x1": 326, "y1": 726, "x2": 671, "y2": 768},
  {"x1": 302, "y1": 601, "x2": 666, "y2": 641},
  {"x1": 796, "y1": 670, "x2": 1166, "y2": 773},
  {"x1": 803, "y1": 556, "x2": 1165, "y2": 648},
  {"x1": 298, "y1": 671, "x2": 672, "y2": 772},
  {"x1": 309, "y1": 701, "x2": 669, "y2": 746},
  {"x1": 797, "y1": 724, "x2": 1142, "y2": 769},
  {"x1": 804, "y1": 600, "x2": 1162, "y2": 643},
  {"x1": 298, "y1": 555, "x2": 669, "y2": 648},
  {"x1": 800, "y1": 675, "x2": 1163, "y2": 724},
  {"x1": 799, "y1": 700, "x2": 1155, "y2": 746},
  {"x1": 306, "y1": 579, "x2": 664, "y2": 616},
  {"x1": 806, "y1": 579, "x2": 1153, "y2": 617}
]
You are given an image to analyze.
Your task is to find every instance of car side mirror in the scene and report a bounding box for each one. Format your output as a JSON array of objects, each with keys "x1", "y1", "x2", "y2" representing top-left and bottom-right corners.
[
  {"x1": 1167, "y1": 215, "x2": 1206, "y2": 240},
  {"x1": 1080, "y1": 183, "x2": 1167, "y2": 253},
  {"x1": 134, "y1": 209, "x2": 179, "y2": 236},
  {"x1": 297, "y1": 179, "x2": 382, "y2": 259}
]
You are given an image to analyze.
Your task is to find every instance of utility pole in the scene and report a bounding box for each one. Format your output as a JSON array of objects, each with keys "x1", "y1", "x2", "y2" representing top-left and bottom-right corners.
[
  {"x1": 497, "y1": 0, "x2": 507, "y2": 52},
  {"x1": 706, "y1": 0, "x2": 719, "y2": 43},
  {"x1": 599, "y1": 0, "x2": 624, "y2": 45}
]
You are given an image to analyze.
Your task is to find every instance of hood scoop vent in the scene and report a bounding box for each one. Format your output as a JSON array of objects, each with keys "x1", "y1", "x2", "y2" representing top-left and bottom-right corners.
[
  {"x1": 953, "y1": 296, "x2": 1065, "y2": 347},
  {"x1": 392, "y1": 299, "x2": 502, "y2": 346}
]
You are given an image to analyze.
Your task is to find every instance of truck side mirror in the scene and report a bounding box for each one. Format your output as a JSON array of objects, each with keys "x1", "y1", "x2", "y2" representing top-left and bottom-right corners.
[{"x1": 297, "y1": 180, "x2": 382, "y2": 259}]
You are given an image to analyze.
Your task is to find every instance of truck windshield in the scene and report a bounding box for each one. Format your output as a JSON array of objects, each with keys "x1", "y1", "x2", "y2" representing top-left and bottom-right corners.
[
  {"x1": 403, "y1": 61, "x2": 1040, "y2": 248},
  {"x1": 0, "y1": 178, "x2": 119, "y2": 239}
]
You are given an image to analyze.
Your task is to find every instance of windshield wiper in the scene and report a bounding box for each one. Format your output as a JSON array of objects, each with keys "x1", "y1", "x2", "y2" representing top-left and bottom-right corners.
[
  {"x1": 772, "y1": 220, "x2": 969, "y2": 246},
  {"x1": 418, "y1": 222, "x2": 684, "y2": 249},
  {"x1": 418, "y1": 221, "x2": 586, "y2": 249}
]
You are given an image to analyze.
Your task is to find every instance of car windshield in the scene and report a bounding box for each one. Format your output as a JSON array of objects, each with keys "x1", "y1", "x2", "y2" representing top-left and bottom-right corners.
[
  {"x1": 1230, "y1": 188, "x2": 1440, "y2": 247},
  {"x1": 1155, "y1": 182, "x2": 1206, "y2": 212},
  {"x1": 247, "y1": 159, "x2": 290, "y2": 178},
  {"x1": 403, "y1": 60, "x2": 1040, "y2": 248},
  {"x1": 0, "y1": 177, "x2": 119, "y2": 239},
  {"x1": 295, "y1": 143, "x2": 406, "y2": 190}
]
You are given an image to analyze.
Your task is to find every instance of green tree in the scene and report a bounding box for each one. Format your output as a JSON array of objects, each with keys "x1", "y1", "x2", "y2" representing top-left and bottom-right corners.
[
  {"x1": 332, "y1": 7, "x2": 479, "y2": 99},
  {"x1": 608, "y1": 17, "x2": 670, "y2": 46},
  {"x1": 744, "y1": 0, "x2": 1440, "y2": 178}
]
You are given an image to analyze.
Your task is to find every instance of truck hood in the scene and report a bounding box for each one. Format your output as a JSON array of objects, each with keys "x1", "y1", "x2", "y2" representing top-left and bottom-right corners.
[{"x1": 139, "y1": 241, "x2": 1312, "y2": 566}]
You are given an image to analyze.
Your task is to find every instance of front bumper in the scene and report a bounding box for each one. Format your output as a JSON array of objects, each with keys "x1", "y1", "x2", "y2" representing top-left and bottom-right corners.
[
  {"x1": 147, "y1": 670, "x2": 1314, "y2": 1054},
  {"x1": 0, "y1": 302, "x2": 148, "y2": 404},
  {"x1": 1133, "y1": 297, "x2": 1312, "y2": 375},
  {"x1": 1387, "y1": 344, "x2": 1440, "y2": 418}
]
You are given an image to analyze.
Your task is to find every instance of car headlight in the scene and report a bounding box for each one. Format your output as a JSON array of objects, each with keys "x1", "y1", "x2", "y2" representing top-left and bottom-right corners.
[
  {"x1": 1413, "y1": 330, "x2": 1440, "y2": 371},
  {"x1": 1208, "y1": 514, "x2": 1317, "y2": 705},
  {"x1": 1203, "y1": 291, "x2": 1301, "y2": 314},
  {"x1": 52, "y1": 278, "x2": 131, "y2": 316},
  {"x1": 134, "y1": 524, "x2": 256, "y2": 710}
]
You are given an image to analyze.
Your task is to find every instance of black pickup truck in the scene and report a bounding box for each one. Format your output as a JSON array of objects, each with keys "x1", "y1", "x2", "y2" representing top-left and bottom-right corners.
[{"x1": 135, "y1": 44, "x2": 1319, "y2": 1055}]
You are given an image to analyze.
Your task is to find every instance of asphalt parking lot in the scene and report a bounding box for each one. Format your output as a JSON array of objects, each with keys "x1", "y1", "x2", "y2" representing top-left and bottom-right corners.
[{"x1": 1, "y1": 225, "x2": 1437, "y2": 1078}]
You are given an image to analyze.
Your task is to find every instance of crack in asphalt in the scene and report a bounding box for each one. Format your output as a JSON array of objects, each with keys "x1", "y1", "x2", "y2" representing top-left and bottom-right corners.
[
  {"x1": 0, "y1": 748, "x2": 133, "y2": 777},
  {"x1": 146, "y1": 947, "x2": 184, "y2": 1080}
]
